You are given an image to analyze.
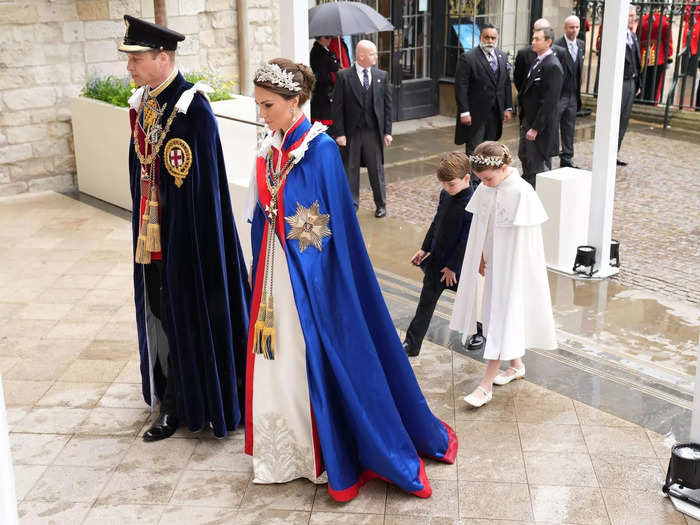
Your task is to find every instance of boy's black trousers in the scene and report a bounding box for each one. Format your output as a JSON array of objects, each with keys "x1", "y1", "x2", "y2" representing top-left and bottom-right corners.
[{"x1": 405, "y1": 268, "x2": 447, "y2": 352}]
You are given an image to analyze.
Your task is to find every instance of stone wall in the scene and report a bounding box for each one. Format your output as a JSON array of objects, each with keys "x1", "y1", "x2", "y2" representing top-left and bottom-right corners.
[
  {"x1": 543, "y1": 0, "x2": 574, "y2": 30},
  {"x1": 0, "y1": 0, "x2": 279, "y2": 197}
]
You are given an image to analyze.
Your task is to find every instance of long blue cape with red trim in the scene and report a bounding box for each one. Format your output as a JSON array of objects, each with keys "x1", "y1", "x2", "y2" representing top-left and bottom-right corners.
[
  {"x1": 246, "y1": 118, "x2": 457, "y2": 501},
  {"x1": 129, "y1": 73, "x2": 250, "y2": 437}
]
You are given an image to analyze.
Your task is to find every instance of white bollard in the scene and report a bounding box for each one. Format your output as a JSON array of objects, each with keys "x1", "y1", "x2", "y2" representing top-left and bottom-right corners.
[{"x1": 537, "y1": 168, "x2": 592, "y2": 274}]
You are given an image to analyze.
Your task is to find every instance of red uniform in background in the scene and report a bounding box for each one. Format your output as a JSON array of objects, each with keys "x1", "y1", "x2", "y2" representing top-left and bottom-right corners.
[
  {"x1": 638, "y1": 11, "x2": 674, "y2": 103},
  {"x1": 329, "y1": 37, "x2": 351, "y2": 69}
]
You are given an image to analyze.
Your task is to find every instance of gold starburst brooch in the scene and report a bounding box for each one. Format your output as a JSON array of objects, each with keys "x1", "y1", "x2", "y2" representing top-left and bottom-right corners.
[{"x1": 285, "y1": 201, "x2": 331, "y2": 253}]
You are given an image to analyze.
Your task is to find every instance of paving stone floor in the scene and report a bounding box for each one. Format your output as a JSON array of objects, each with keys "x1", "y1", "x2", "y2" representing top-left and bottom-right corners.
[
  {"x1": 360, "y1": 120, "x2": 700, "y2": 305},
  {"x1": 0, "y1": 191, "x2": 696, "y2": 524}
]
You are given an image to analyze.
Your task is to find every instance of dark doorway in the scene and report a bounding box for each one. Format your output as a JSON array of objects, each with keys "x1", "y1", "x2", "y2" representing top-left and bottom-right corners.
[{"x1": 390, "y1": 0, "x2": 437, "y2": 121}]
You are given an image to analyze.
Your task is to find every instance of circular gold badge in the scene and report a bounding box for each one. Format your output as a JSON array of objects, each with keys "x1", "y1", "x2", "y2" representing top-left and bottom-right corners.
[{"x1": 164, "y1": 138, "x2": 192, "y2": 188}]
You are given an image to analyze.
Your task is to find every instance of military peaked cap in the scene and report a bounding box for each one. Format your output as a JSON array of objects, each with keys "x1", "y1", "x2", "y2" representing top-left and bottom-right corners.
[{"x1": 118, "y1": 15, "x2": 185, "y2": 53}]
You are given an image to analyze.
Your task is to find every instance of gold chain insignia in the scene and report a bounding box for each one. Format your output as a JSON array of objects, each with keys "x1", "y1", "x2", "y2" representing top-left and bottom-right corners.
[
  {"x1": 143, "y1": 98, "x2": 161, "y2": 129},
  {"x1": 164, "y1": 138, "x2": 192, "y2": 188},
  {"x1": 285, "y1": 201, "x2": 331, "y2": 253}
]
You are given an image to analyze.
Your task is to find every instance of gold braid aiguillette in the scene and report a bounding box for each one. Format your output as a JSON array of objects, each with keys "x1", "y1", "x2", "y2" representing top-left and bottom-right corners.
[{"x1": 252, "y1": 152, "x2": 295, "y2": 360}]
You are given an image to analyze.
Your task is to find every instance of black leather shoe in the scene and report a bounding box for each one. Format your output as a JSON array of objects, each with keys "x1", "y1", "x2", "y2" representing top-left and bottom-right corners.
[
  {"x1": 560, "y1": 160, "x2": 580, "y2": 169},
  {"x1": 375, "y1": 207, "x2": 386, "y2": 218},
  {"x1": 403, "y1": 341, "x2": 420, "y2": 357},
  {"x1": 466, "y1": 333, "x2": 486, "y2": 351},
  {"x1": 616, "y1": 158, "x2": 628, "y2": 166},
  {"x1": 143, "y1": 413, "x2": 179, "y2": 442}
]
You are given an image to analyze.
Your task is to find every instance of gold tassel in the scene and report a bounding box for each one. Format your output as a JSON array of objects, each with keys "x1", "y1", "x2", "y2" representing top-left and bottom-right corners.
[
  {"x1": 134, "y1": 234, "x2": 151, "y2": 264},
  {"x1": 146, "y1": 223, "x2": 161, "y2": 252},
  {"x1": 252, "y1": 294, "x2": 267, "y2": 355},
  {"x1": 146, "y1": 197, "x2": 161, "y2": 251},
  {"x1": 262, "y1": 296, "x2": 275, "y2": 360},
  {"x1": 252, "y1": 320, "x2": 265, "y2": 355},
  {"x1": 262, "y1": 327, "x2": 275, "y2": 360}
]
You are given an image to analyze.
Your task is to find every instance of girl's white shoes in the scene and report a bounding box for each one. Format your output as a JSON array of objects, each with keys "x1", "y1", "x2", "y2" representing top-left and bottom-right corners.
[
  {"x1": 493, "y1": 366, "x2": 525, "y2": 386},
  {"x1": 464, "y1": 386, "x2": 493, "y2": 407}
]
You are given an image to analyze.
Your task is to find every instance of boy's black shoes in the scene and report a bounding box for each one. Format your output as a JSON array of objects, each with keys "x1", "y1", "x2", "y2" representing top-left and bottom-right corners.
[
  {"x1": 143, "y1": 413, "x2": 179, "y2": 442},
  {"x1": 375, "y1": 207, "x2": 386, "y2": 218},
  {"x1": 616, "y1": 158, "x2": 628, "y2": 166},
  {"x1": 403, "y1": 341, "x2": 420, "y2": 357},
  {"x1": 466, "y1": 333, "x2": 486, "y2": 351}
]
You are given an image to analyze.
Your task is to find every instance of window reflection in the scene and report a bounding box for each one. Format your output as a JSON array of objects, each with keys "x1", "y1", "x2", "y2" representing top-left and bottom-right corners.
[{"x1": 444, "y1": 0, "x2": 531, "y2": 78}]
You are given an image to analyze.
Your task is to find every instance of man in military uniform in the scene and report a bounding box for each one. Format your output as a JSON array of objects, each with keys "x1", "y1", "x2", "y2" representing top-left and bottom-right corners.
[
  {"x1": 119, "y1": 15, "x2": 250, "y2": 441},
  {"x1": 310, "y1": 35, "x2": 341, "y2": 127}
]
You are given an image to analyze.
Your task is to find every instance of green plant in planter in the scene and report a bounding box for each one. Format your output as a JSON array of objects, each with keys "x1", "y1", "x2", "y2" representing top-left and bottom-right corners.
[
  {"x1": 82, "y1": 76, "x2": 133, "y2": 107},
  {"x1": 183, "y1": 70, "x2": 236, "y2": 102},
  {"x1": 81, "y1": 70, "x2": 235, "y2": 107}
]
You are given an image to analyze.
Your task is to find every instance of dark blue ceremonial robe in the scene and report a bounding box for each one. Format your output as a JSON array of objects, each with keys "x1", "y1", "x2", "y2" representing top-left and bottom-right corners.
[
  {"x1": 129, "y1": 72, "x2": 250, "y2": 437},
  {"x1": 246, "y1": 117, "x2": 457, "y2": 501}
]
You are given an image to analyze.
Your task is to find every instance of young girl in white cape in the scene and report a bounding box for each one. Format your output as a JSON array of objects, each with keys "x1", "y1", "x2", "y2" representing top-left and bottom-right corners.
[{"x1": 450, "y1": 142, "x2": 557, "y2": 407}]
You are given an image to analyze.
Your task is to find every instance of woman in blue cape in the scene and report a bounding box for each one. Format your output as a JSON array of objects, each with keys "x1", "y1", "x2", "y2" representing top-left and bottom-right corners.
[{"x1": 245, "y1": 59, "x2": 457, "y2": 502}]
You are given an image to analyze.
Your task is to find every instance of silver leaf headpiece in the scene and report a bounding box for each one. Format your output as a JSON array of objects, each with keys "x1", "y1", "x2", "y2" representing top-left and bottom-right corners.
[
  {"x1": 469, "y1": 154, "x2": 504, "y2": 168},
  {"x1": 254, "y1": 63, "x2": 302, "y2": 92}
]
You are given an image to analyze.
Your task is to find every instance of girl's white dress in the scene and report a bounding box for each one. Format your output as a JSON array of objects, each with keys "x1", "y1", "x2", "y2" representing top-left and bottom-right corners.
[{"x1": 450, "y1": 168, "x2": 557, "y2": 360}]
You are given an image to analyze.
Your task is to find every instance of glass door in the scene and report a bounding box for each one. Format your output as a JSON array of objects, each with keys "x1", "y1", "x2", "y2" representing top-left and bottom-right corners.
[{"x1": 391, "y1": 0, "x2": 436, "y2": 120}]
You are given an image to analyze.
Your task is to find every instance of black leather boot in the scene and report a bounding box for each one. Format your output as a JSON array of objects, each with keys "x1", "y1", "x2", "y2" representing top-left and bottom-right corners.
[{"x1": 143, "y1": 413, "x2": 179, "y2": 442}]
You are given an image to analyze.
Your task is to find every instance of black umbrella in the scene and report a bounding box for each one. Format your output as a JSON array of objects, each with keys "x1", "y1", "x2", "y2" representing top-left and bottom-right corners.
[{"x1": 308, "y1": 1, "x2": 394, "y2": 38}]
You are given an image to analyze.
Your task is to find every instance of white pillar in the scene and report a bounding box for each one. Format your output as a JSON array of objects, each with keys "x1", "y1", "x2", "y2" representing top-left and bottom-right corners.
[
  {"x1": 0, "y1": 375, "x2": 18, "y2": 525},
  {"x1": 279, "y1": 0, "x2": 309, "y2": 63},
  {"x1": 587, "y1": 0, "x2": 629, "y2": 277},
  {"x1": 279, "y1": 0, "x2": 311, "y2": 116}
]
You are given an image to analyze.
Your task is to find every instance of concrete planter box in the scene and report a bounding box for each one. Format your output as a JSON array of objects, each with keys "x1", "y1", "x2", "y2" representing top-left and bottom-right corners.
[
  {"x1": 71, "y1": 96, "x2": 132, "y2": 210},
  {"x1": 70, "y1": 94, "x2": 259, "y2": 260}
]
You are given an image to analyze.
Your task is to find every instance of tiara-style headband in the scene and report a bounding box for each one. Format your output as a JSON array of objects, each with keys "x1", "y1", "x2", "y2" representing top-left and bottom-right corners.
[
  {"x1": 254, "y1": 63, "x2": 301, "y2": 92},
  {"x1": 469, "y1": 154, "x2": 504, "y2": 167}
]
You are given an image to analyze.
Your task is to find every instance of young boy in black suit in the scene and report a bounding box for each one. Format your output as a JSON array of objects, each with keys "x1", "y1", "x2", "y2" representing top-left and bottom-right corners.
[{"x1": 403, "y1": 152, "x2": 475, "y2": 357}]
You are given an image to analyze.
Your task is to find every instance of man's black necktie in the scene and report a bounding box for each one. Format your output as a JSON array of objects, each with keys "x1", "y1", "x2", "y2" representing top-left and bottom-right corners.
[
  {"x1": 363, "y1": 68, "x2": 369, "y2": 90},
  {"x1": 528, "y1": 57, "x2": 542, "y2": 78}
]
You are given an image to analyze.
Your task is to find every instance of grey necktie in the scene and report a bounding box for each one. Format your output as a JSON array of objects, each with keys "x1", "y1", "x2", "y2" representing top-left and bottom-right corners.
[
  {"x1": 362, "y1": 69, "x2": 369, "y2": 90},
  {"x1": 569, "y1": 41, "x2": 577, "y2": 61}
]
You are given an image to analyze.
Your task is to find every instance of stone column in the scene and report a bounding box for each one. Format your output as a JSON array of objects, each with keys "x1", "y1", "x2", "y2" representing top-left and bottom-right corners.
[{"x1": 279, "y1": 0, "x2": 310, "y2": 116}]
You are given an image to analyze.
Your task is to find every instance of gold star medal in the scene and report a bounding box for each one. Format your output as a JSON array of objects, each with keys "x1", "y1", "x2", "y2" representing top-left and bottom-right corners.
[{"x1": 285, "y1": 201, "x2": 331, "y2": 253}]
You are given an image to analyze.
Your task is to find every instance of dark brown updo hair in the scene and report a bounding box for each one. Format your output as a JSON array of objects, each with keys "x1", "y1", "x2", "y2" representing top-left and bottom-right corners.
[
  {"x1": 471, "y1": 141, "x2": 513, "y2": 172},
  {"x1": 253, "y1": 58, "x2": 315, "y2": 105}
]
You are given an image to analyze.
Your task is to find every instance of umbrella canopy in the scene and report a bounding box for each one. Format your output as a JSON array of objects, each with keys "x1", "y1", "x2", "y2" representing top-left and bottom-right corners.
[{"x1": 308, "y1": 1, "x2": 394, "y2": 38}]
